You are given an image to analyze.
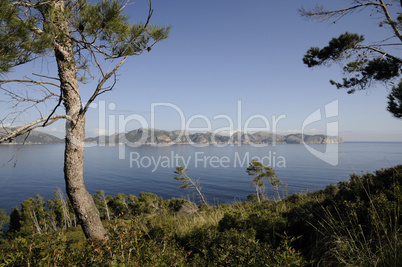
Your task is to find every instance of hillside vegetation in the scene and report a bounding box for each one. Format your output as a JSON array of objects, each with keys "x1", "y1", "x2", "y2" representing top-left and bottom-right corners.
[{"x1": 0, "y1": 165, "x2": 401, "y2": 266}]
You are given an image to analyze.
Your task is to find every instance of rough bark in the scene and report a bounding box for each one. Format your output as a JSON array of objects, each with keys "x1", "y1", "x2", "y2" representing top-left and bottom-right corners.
[{"x1": 53, "y1": 0, "x2": 107, "y2": 240}]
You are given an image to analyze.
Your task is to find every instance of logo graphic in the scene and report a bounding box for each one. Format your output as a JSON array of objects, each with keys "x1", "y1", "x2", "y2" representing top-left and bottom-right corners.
[{"x1": 302, "y1": 100, "x2": 339, "y2": 166}]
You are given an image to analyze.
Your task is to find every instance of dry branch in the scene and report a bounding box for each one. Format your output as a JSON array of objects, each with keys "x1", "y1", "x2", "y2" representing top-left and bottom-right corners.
[{"x1": 0, "y1": 115, "x2": 69, "y2": 143}]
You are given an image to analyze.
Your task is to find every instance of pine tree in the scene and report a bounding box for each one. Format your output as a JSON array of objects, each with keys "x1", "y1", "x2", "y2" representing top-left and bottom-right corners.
[
  {"x1": 246, "y1": 159, "x2": 279, "y2": 202},
  {"x1": 174, "y1": 166, "x2": 209, "y2": 206},
  {"x1": 0, "y1": 0, "x2": 169, "y2": 239},
  {"x1": 93, "y1": 190, "x2": 111, "y2": 220},
  {"x1": 8, "y1": 207, "x2": 21, "y2": 235},
  {"x1": 300, "y1": 1, "x2": 402, "y2": 118}
]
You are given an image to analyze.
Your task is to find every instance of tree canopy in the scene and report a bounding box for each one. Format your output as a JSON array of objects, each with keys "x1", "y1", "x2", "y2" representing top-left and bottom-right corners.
[
  {"x1": 0, "y1": 0, "x2": 169, "y2": 72},
  {"x1": 246, "y1": 159, "x2": 279, "y2": 202}
]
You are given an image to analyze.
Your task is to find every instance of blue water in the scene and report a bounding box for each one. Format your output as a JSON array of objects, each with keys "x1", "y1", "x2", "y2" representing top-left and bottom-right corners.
[{"x1": 0, "y1": 142, "x2": 401, "y2": 213}]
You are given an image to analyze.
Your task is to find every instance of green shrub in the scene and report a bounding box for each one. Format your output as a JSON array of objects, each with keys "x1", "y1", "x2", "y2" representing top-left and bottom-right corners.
[
  {"x1": 182, "y1": 226, "x2": 307, "y2": 266},
  {"x1": 308, "y1": 165, "x2": 402, "y2": 266}
]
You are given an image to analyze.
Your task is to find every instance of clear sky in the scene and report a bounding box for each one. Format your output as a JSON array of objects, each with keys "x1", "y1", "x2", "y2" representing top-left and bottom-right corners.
[{"x1": 2, "y1": 0, "x2": 402, "y2": 141}]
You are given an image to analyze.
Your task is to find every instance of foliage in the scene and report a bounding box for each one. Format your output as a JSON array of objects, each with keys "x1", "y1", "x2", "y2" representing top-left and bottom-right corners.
[
  {"x1": 0, "y1": 0, "x2": 53, "y2": 73},
  {"x1": 6, "y1": 191, "x2": 77, "y2": 238},
  {"x1": 287, "y1": 165, "x2": 402, "y2": 266},
  {"x1": 182, "y1": 226, "x2": 307, "y2": 266},
  {"x1": 315, "y1": 166, "x2": 402, "y2": 266},
  {"x1": 303, "y1": 33, "x2": 365, "y2": 69},
  {"x1": 300, "y1": 1, "x2": 402, "y2": 117},
  {"x1": 7, "y1": 207, "x2": 20, "y2": 236},
  {"x1": 0, "y1": 209, "x2": 9, "y2": 238},
  {"x1": 0, "y1": 220, "x2": 187, "y2": 266},
  {"x1": 0, "y1": 165, "x2": 401, "y2": 265},
  {"x1": 0, "y1": 0, "x2": 170, "y2": 73},
  {"x1": 388, "y1": 81, "x2": 402, "y2": 118},
  {"x1": 246, "y1": 159, "x2": 280, "y2": 202},
  {"x1": 93, "y1": 190, "x2": 111, "y2": 220}
]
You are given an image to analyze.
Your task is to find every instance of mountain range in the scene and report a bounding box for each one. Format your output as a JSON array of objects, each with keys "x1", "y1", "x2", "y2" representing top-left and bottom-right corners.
[
  {"x1": 85, "y1": 128, "x2": 343, "y2": 145},
  {"x1": 1, "y1": 127, "x2": 343, "y2": 145}
]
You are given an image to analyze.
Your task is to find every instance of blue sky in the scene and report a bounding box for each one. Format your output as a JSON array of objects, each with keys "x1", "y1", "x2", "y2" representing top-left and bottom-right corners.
[{"x1": 2, "y1": 0, "x2": 402, "y2": 141}]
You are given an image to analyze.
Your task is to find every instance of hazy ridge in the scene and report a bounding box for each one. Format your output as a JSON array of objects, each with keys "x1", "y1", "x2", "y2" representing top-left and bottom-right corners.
[
  {"x1": 85, "y1": 128, "x2": 343, "y2": 145},
  {"x1": 1, "y1": 127, "x2": 343, "y2": 145}
]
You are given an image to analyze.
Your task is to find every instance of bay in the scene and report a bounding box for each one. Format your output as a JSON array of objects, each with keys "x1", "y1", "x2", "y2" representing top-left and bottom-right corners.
[{"x1": 0, "y1": 142, "x2": 402, "y2": 213}]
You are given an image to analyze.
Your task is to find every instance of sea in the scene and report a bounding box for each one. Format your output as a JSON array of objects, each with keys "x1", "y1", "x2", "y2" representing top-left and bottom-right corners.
[{"x1": 0, "y1": 142, "x2": 402, "y2": 214}]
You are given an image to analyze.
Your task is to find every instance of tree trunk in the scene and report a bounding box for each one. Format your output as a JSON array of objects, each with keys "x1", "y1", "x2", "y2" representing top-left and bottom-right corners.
[
  {"x1": 255, "y1": 185, "x2": 260, "y2": 203},
  {"x1": 63, "y1": 116, "x2": 107, "y2": 239},
  {"x1": 53, "y1": 0, "x2": 107, "y2": 240}
]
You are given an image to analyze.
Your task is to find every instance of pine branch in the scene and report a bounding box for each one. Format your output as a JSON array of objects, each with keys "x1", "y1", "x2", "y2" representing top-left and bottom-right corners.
[
  {"x1": 0, "y1": 78, "x2": 60, "y2": 88},
  {"x1": 355, "y1": 45, "x2": 402, "y2": 63},
  {"x1": 378, "y1": 0, "x2": 402, "y2": 42},
  {"x1": 299, "y1": 2, "x2": 381, "y2": 21}
]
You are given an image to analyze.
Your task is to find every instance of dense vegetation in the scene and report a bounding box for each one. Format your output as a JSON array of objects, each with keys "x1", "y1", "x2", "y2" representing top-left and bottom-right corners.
[{"x1": 0, "y1": 165, "x2": 401, "y2": 266}]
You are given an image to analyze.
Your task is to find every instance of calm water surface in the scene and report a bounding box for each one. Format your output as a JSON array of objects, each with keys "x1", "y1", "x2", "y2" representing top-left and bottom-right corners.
[{"x1": 0, "y1": 142, "x2": 401, "y2": 213}]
